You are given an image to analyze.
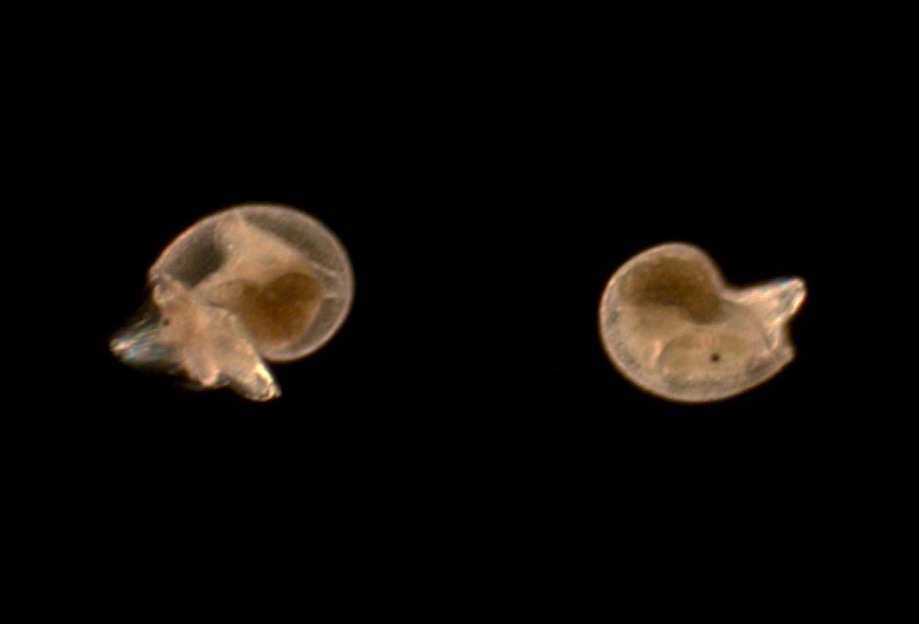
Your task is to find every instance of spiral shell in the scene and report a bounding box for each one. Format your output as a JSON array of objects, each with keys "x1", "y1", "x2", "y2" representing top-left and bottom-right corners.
[
  {"x1": 111, "y1": 203, "x2": 354, "y2": 401},
  {"x1": 599, "y1": 243, "x2": 805, "y2": 403}
]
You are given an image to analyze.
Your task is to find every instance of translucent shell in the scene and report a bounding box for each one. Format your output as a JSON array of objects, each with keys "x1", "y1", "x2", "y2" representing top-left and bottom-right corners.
[
  {"x1": 598, "y1": 243, "x2": 805, "y2": 403},
  {"x1": 111, "y1": 203, "x2": 354, "y2": 401}
]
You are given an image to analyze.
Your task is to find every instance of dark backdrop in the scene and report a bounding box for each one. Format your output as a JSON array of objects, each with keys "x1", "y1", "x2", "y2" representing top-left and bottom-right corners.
[
  {"x1": 49, "y1": 14, "x2": 857, "y2": 600},
  {"x1": 81, "y1": 27, "x2": 838, "y2": 417}
]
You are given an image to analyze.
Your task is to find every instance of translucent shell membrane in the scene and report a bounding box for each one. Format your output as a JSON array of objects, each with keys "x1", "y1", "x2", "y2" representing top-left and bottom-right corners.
[
  {"x1": 598, "y1": 243, "x2": 805, "y2": 403},
  {"x1": 111, "y1": 203, "x2": 354, "y2": 401}
]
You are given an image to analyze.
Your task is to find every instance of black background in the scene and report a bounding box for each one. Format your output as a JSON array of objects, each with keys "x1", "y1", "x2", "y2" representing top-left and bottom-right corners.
[
  {"x1": 81, "y1": 26, "x2": 839, "y2": 418},
  {"x1": 41, "y1": 12, "x2": 865, "y2": 600}
]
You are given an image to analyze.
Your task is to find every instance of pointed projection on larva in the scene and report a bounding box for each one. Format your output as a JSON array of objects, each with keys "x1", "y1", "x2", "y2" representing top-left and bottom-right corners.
[
  {"x1": 598, "y1": 243, "x2": 805, "y2": 403},
  {"x1": 110, "y1": 204, "x2": 354, "y2": 401}
]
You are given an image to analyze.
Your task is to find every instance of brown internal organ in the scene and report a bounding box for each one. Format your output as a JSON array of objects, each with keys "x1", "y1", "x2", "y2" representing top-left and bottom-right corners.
[
  {"x1": 620, "y1": 256, "x2": 722, "y2": 322},
  {"x1": 233, "y1": 272, "x2": 324, "y2": 348}
]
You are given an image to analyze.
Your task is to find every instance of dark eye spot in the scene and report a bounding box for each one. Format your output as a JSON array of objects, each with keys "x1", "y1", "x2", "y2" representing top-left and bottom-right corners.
[
  {"x1": 162, "y1": 318, "x2": 171, "y2": 327},
  {"x1": 710, "y1": 353, "x2": 720, "y2": 362}
]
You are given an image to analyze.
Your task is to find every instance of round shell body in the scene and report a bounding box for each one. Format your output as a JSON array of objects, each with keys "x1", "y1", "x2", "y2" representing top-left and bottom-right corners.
[
  {"x1": 111, "y1": 203, "x2": 354, "y2": 401},
  {"x1": 598, "y1": 243, "x2": 805, "y2": 403}
]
